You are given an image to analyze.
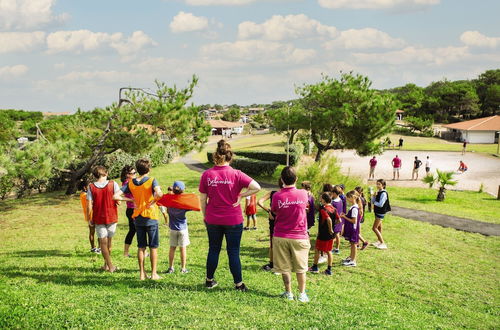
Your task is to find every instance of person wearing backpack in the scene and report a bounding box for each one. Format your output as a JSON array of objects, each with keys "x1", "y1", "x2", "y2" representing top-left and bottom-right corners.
[
  {"x1": 412, "y1": 156, "x2": 423, "y2": 180},
  {"x1": 371, "y1": 179, "x2": 391, "y2": 250}
]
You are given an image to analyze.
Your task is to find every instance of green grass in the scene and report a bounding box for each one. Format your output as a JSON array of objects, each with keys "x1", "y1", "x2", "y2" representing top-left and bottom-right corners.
[
  {"x1": 386, "y1": 186, "x2": 500, "y2": 224},
  {"x1": 388, "y1": 134, "x2": 499, "y2": 155},
  {"x1": 0, "y1": 163, "x2": 498, "y2": 328}
]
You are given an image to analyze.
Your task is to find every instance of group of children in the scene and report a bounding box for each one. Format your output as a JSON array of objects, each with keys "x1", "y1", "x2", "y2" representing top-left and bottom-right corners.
[{"x1": 78, "y1": 158, "x2": 391, "y2": 300}]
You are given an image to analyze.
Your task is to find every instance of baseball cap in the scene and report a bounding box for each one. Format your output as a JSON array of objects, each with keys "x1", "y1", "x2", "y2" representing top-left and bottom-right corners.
[{"x1": 173, "y1": 181, "x2": 185, "y2": 191}]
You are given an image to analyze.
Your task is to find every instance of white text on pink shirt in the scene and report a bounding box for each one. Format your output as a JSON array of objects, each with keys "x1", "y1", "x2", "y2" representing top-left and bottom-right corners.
[
  {"x1": 277, "y1": 198, "x2": 305, "y2": 209},
  {"x1": 207, "y1": 177, "x2": 234, "y2": 187}
]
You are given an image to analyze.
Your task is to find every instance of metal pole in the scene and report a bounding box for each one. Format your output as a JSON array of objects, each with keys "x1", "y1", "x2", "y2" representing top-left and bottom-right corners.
[
  {"x1": 286, "y1": 102, "x2": 290, "y2": 166},
  {"x1": 497, "y1": 131, "x2": 500, "y2": 155}
]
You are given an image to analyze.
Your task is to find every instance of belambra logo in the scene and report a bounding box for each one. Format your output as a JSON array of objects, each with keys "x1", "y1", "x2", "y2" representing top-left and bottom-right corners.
[
  {"x1": 277, "y1": 198, "x2": 305, "y2": 209},
  {"x1": 207, "y1": 177, "x2": 234, "y2": 187}
]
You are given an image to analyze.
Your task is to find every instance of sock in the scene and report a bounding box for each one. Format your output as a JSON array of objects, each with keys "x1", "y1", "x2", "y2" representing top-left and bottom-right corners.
[{"x1": 327, "y1": 266, "x2": 332, "y2": 271}]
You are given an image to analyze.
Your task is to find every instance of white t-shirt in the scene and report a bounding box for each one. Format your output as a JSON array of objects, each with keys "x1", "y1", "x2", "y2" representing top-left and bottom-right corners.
[{"x1": 425, "y1": 159, "x2": 431, "y2": 168}]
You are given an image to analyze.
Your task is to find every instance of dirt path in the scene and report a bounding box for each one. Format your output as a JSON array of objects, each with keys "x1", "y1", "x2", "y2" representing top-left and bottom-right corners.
[{"x1": 332, "y1": 150, "x2": 500, "y2": 195}]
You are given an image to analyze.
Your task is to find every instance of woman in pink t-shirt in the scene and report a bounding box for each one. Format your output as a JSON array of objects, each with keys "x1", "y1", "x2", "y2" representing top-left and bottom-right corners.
[
  {"x1": 199, "y1": 140, "x2": 261, "y2": 291},
  {"x1": 271, "y1": 166, "x2": 311, "y2": 303}
]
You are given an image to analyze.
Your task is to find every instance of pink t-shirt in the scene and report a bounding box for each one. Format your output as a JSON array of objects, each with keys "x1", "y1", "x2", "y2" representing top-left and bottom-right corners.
[
  {"x1": 392, "y1": 157, "x2": 401, "y2": 168},
  {"x1": 199, "y1": 165, "x2": 253, "y2": 225},
  {"x1": 271, "y1": 187, "x2": 309, "y2": 240},
  {"x1": 369, "y1": 158, "x2": 377, "y2": 167}
]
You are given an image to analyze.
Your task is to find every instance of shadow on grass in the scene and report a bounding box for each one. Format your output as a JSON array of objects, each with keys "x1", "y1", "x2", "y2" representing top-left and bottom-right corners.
[
  {"x1": 0, "y1": 191, "x2": 71, "y2": 212},
  {"x1": 0, "y1": 265, "x2": 276, "y2": 298},
  {"x1": 0, "y1": 249, "x2": 88, "y2": 258},
  {"x1": 396, "y1": 197, "x2": 436, "y2": 203}
]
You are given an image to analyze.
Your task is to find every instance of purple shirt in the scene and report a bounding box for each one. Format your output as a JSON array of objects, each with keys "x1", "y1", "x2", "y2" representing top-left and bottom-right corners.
[
  {"x1": 331, "y1": 197, "x2": 344, "y2": 233},
  {"x1": 271, "y1": 187, "x2": 309, "y2": 240},
  {"x1": 199, "y1": 165, "x2": 253, "y2": 226},
  {"x1": 121, "y1": 180, "x2": 135, "y2": 209},
  {"x1": 369, "y1": 158, "x2": 377, "y2": 167},
  {"x1": 306, "y1": 194, "x2": 315, "y2": 228}
]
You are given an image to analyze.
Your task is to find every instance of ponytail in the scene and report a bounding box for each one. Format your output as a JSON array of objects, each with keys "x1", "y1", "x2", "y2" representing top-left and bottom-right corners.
[
  {"x1": 213, "y1": 139, "x2": 233, "y2": 165},
  {"x1": 347, "y1": 190, "x2": 363, "y2": 219}
]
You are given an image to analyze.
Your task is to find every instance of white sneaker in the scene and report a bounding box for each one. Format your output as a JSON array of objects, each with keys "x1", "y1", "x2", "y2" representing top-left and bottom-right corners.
[
  {"x1": 343, "y1": 260, "x2": 357, "y2": 267},
  {"x1": 298, "y1": 292, "x2": 310, "y2": 303},
  {"x1": 341, "y1": 257, "x2": 351, "y2": 264},
  {"x1": 280, "y1": 291, "x2": 294, "y2": 300},
  {"x1": 317, "y1": 255, "x2": 327, "y2": 264},
  {"x1": 377, "y1": 243, "x2": 388, "y2": 249},
  {"x1": 372, "y1": 241, "x2": 381, "y2": 247}
]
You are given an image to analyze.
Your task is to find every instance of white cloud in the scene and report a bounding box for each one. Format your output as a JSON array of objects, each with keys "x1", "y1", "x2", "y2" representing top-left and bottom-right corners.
[
  {"x1": 238, "y1": 14, "x2": 338, "y2": 41},
  {"x1": 323, "y1": 28, "x2": 405, "y2": 49},
  {"x1": 0, "y1": 64, "x2": 28, "y2": 78},
  {"x1": 0, "y1": 31, "x2": 46, "y2": 53},
  {"x1": 353, "y1": 46, "x2": 470, "y2": 65},
  {"x1": 184, "y1": 0, "x2": 258, "y2": 5},
  {"x1": 57, "y1": 70, "x2": 133, "y2": 83},
  {"x1": 170, "y1": 11, "x2": 209, "y2": 33},
  {"x1": 46, "y1": 30, "x2": 156, "y2": 56},
  {"x1": 460, "y1": 31, "x2": 500, "y2": 48},
  {"x1": 318, "y1": 0, "x2": 440, "y2": 10},
  {"x1": 201, "y1": 40, "x2": 316, "y2": 64},
  {"x1": 0, "y1": 0, "x2": 69, "y2": 30}
]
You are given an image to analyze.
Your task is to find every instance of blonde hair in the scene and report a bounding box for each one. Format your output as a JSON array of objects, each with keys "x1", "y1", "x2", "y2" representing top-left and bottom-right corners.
[
  {"x1": 213, "y1": 139, "x2": 233, "y2": 165},
  {"x1": 346, "y1": 190, "x2": 364, "y2": 219}
]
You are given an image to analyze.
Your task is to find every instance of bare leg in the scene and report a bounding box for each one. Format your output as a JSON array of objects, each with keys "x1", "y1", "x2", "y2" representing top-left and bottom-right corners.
[
  {"x1": 246, "y1": 216, "x2": 250, "y2": 228},
  {"x1": 138, "y1": 247, "x2": 147, "y2": 280},
  {"x1": 252, "y1": 215, "x2": 256, "y2": 228},
  {"x1": 89, "y1": 225, "x2": 95, "y2": 249},
  {"x1": 334, "y1": 233, "x2": 340, "y2": 250},
  {"x1": 358, "y1": 234, "x2": 367, "y2": 244},
  {"x1": 372, "y1": 218, "x2": 384, "y2": 244},
  {"x1": 268, "y1": 244, "x2": 273, "y2": 263},
  {"x1": 124, "y1": 243, "x2": 131, "y2": 257},
  {"x1": 169, "y1": 246, "x2": 176, "y2": 269},
  {"x1": 150, "y1": 248, "x2": 160, "y2": 280},
  {"x1": 99, "y1": 237, "x2": 114, "y2": 271},
  {"x1": 350, "y1": 242, "x2": 357, "y2": 261},
  {"x1": 313, "y1": 249, "x2": 319, "y2": 265},
  {"x1": 326, "y1": 251, "x2": 332, "y2": 267},
  {"x1": 296, "y1": 272, "x2": 306, "y2": 293},
  {"x1": 282, "y1": 272, "x2": 292, "y2": 293},
  {"x1": 180, "y1": 247, "x2": 187, "y2": 270}
]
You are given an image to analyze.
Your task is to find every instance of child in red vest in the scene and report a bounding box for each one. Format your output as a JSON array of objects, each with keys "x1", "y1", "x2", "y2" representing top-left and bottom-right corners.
[
  {"x1": 244, "y1": 194, "x2": 257, "y2": 230},
  {"x1": 78, "y1": 180, "x2": 100, "y2": 254},
  {"x1": 87, "y1": 166, "x2": 131, "y2": 272}
]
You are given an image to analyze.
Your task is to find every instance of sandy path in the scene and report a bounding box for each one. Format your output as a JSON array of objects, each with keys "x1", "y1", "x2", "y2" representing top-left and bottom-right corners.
[{"x1": 332, "y1": 150, "x2": 500, "y2": 195}]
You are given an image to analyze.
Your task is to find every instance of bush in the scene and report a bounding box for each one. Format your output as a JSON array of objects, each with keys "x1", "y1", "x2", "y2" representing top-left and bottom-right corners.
[
  {"x1": 145, "y1": 144, "x2": 174, "y2": 167},
  {"x1": 206, "y1": 152, "x2": 279, "y2": 176},
  {"x1": 232, "y1": 150, "x2": 299, "y2": 166},
  {"x1": 98, "y1": 150, "x2": 136, "y2": 180}
]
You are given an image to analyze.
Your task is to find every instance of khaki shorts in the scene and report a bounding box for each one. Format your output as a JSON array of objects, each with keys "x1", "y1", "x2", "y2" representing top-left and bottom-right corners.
[
  {"x1": 369, "y1": 167, "x2": 375, "y2": 175},
  {"x1": 96, "y1": 223, "x2": 117, "y2": 238},
  {"x1": 169, "y1": 229, "x2": 190, "y2": 247},
  {"x1": 272, "y1": 236, "x2": 310, "y2": 273}
]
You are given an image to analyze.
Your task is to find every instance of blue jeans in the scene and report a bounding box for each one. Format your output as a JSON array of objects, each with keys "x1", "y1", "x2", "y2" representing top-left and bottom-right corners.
[{"x1": 206, "y1": 223, "x2": 243, "y2": 284}]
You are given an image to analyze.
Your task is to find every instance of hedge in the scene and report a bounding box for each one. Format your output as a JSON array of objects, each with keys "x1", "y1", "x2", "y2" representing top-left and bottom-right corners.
[
  {"x1": 207, "y1": 152, "x2": 279, "y2": 177},
  {"x1": 232, "y1": 150, "x2": 298, "y2": 166}
]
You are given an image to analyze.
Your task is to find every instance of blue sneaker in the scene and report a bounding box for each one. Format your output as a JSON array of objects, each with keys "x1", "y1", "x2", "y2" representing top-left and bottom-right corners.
[{"x1": 308, "y1": 265, "x2": 319, "y2": 274}]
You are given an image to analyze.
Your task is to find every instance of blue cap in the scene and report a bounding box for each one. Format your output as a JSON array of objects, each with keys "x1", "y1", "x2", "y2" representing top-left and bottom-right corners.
[{"x1": 173, "y1": 181, "x2": 185, "y2": 191}]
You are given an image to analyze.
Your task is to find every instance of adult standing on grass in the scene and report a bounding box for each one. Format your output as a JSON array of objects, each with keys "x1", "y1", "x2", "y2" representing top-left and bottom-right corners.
[
  {"x1": 398, "y1": 137, "x2": 404, "y2": 149},
  {"x1": 462, "y1": 141, "x2": 467, "y2": 155},
  {"x1": 271, "y1": 166, "x2": 311, "y2": 303},
  {"x1": 121, "y1": 159, "x2": 163, "y2": 281},
  {"x1": 368, "y1": 156, "x2": 377, "y2": 180},
  {"x1": 199, "y1": 140, "x2": 261, "y2": 291},
  {"x1": 412, "y1": 156, "x2": 423, "y2": 180},
  {"x1": 371, "y1": 179, "x2": 390, "y2": 250},
  {"x1": 392, "y1": 155, "x2": 402, "y2": 180},
  {"x1": 120, "y1": 165, "x2": 136, "y2": 258},
  {"x1": 87, "y1": 165, "x2": 132, "y2": 273},
  {"x1": 425, "y1": 156, "x2": 432, "y2": 175}
]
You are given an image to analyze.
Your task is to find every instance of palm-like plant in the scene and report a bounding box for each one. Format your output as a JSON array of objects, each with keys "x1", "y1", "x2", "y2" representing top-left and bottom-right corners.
[{"x1": 422, "y1": 169, "x2": 458, "y2": 201}]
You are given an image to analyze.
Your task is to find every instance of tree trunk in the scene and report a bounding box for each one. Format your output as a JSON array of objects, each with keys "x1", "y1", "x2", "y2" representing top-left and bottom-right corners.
[
  {"x1": 288, "y1": 129, "x2": 298, "y2": 145},
  {"x1": 311, "y1": 130, "x2": 333, "y2": 162},
  {"x1": 436, "y1": 187, "x2": 446, "y2": 201},
  {"x1": 65, "y1": 155, "x2": 100, "y2": 195}
]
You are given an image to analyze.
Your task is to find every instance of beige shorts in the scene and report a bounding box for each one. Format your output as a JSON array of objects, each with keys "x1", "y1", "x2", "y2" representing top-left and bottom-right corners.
[
  {"x1": 95, "y1": 223, "x2": 117, "y2": 238},
  {"x1": 393, "y1": 167, "x2": 400, "y2": 173},
  {"x1": 369, "y1": 167, "x2": 375, "y2": 175},
  {"x1": 169, "y1": 229, "x2": 190, "y2": 247},
  {"x1": 272, "y1": 236, "x2": 310, "y2": 273}
]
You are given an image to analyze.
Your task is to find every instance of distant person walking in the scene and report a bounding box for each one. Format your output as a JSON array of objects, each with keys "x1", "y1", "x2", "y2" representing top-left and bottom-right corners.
[
  {"x1": 412, "y1": 156, "x2": 422, "y2": 180},
  {"x1": 368, "y1": 156, "x2": 377, "y2": 180},
  {"x1": 199, "y1": 140, "x2": 261, "y2": 291},
  {"x1": 398, "y1": 137, "x2": 404, "y2": 149},
  {"x1": 391, "y1": 155, "x2": 402, "y2": 180},
  {"x1": 425, "y1": 156, "x2": 431, "y2": 175},
  {"x1": 462, "y1": 141, "x2": 467, "y2": 155}
]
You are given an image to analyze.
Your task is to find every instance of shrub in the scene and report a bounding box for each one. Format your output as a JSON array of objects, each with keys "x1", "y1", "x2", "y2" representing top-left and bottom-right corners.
[
  {"x1": 98, "y1": 150, "x2": 136, "y2": 180},
  {"x1": 145, "y1": 144, "x2": 174, "y2": 167},
  {"x1": 206, "y1": 152, "x2": 279, "y2": 176},
  {"x1": 232, "y1": 150, "x2": 299, "y2": 166}
]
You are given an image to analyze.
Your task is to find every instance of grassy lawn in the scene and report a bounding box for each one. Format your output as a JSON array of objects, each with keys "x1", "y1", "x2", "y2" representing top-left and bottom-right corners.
[
  {"x1": 387, "y1": 186, "x2": 500, "y2": 224},
  {"x1": 388, "y1": 134, "x2": 499, "y2": 155},
  {"x1": 0, "y1": 163, "x2": 498, "y2": 328},
  {"x1": 193, "y1": 133, "x2": 286, "y2": 163}
]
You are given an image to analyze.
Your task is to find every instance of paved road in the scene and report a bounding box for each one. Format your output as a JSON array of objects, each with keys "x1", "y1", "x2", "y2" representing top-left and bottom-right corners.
[{"x1": 333, "y1": 150, "x2": 500, "y2": 195}]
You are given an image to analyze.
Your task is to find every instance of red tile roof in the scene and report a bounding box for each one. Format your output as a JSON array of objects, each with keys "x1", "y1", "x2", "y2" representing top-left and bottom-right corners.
[{"x1": 443, "y1": 115, "x2": 500, "y2": 131}]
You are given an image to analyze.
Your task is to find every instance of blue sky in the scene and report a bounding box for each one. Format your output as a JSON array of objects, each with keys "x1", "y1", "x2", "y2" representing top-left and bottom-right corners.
[{"x1": 1, "y1": 0, "x2": 499, "y2": 112}]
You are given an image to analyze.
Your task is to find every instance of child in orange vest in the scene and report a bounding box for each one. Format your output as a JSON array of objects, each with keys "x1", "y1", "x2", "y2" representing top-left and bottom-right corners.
[
  {"x1": 120, "y1": 159, "x2": 164, "y2": 280},
  {"x1": 78, "y1": 180, "x2": 100, "y2": 254},
  {"x1": 244, "y1": 194, "x2": 257, "y2": 230}
]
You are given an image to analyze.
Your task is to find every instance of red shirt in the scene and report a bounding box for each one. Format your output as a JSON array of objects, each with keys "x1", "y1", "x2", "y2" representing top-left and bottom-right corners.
[
  {"x1": 89, "y1": 181, "x2": 118, "y2": 225},
  {"x1": 369, "y1": 158, "x2": 377, "y2": 167},
  {"x1": 392, "y1": 157, "x2": 401, "y2": 168}
]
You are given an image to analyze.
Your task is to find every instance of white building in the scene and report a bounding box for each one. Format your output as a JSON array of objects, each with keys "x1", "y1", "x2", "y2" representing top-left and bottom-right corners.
[{"x1": 443, "y1": 115, "x2": 500, "y2": 143}]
